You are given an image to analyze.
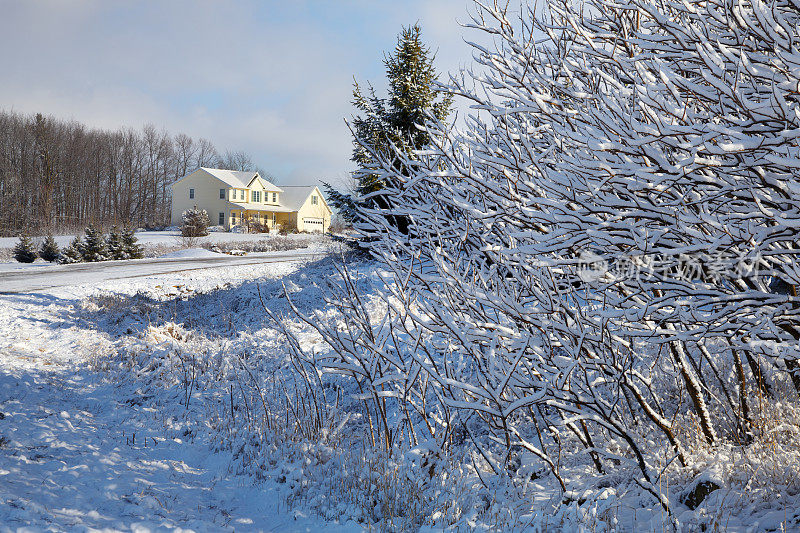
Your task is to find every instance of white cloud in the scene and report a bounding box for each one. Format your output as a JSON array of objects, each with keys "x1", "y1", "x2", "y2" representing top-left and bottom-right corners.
[{"x1": 0, "y1": 0, "x2": 477, "y2": 188}]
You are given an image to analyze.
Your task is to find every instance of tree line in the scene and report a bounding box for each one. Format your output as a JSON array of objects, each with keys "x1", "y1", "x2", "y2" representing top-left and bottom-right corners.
[{"x1": 0, "y1": 109, "x2": 261, "y2": 236}]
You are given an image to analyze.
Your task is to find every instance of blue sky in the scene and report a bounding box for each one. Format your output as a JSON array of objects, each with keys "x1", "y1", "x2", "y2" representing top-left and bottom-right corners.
[{"x1": 0, "y1": 0, "x2": 476, "y2": 188}]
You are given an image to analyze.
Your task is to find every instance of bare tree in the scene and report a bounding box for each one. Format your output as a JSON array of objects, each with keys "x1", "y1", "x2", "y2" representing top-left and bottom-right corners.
[
  {"x1": 0, "y1": 110, "x2": 262, "y2": 235},
  {"x1": 217, "y1": 149, "x2": 254, "y2": 172}
]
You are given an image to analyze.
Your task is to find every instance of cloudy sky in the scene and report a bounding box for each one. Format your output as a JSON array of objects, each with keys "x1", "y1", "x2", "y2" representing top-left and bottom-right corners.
[{"x1": 0, "y1": 1, "x2": 478, "y2": 187}]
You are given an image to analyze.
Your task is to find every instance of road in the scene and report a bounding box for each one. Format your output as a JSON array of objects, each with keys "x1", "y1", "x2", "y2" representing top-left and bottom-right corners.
[{"x1": 0, "y1": 249, "x2": 325, "y2": 294}]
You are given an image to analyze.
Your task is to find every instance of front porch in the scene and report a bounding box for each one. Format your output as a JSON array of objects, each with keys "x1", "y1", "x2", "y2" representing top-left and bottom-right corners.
[{"x1": 229, "y1": 208, "x2": 295, "y2": 231}]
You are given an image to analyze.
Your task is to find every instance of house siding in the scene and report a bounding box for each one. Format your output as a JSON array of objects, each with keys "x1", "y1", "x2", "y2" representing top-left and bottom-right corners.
[
  {"x1": 295, "y1": 187, "x2": 331, "y2": 233},
  {"x1": 171, "y1": 169, "x2": 237, "y2": 228}
]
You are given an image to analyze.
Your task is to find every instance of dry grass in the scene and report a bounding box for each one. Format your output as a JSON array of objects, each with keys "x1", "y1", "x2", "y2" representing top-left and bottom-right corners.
[{"x1": 202, "y1": 236, "x2": 323, "y2": 254}]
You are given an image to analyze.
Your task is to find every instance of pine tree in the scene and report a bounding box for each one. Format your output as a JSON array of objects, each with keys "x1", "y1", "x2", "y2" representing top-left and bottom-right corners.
[
  {"x1": 324, "y1": 25, "x2": 452, "y2": 232},
  {"x1": 59, "y1": 236, "x2": 84, "y2": 264},
  {"x1": 181, "y1": 208, "x2": 210, "y2": 237},
  {"x1": 38, "y1": 234, "x2": 60, "y2": 262},
  {"x1": 81, "y1": 225, "x2": 108, "y2": 262},
  {"x1": 122, "y1": 227, "x2": 143, "y2": 259},
  {"x1": 13, "y1": 235, "x2": 37, "y2": 263},
  {"x1": 106, "y1": 227, "x2": 125, "y2": 260}
]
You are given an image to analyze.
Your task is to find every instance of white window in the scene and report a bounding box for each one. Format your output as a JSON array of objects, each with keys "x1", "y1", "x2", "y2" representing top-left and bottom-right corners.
[
  {"x1": 219, "y1": 212, "x2": 225, "y2": 225},
  {"x1": 189, "y1": 188, "x2": 195, "y2": 199},
  {"x1": 252, "y1": 191, "x2": 261, "y2": 203},
  {"x1": 311, "y1": 195, "x2": 318, "y2": 205},
  {"x1": 272, "y1": 192, "x2": 277, "y2": 203},
  {"x1": 219, "y1": 188, "x2": 225, "y2": 199}
]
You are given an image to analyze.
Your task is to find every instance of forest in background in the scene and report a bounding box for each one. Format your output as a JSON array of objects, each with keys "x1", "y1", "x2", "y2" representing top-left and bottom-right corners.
[{"x1": 0, "y1": 109, "x2": 262, "y2": 236}]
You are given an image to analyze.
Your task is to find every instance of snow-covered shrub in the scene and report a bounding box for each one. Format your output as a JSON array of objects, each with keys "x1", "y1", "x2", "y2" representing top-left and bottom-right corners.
[
  {"x1": 277, "y1": 0, "x2": 800, "y2": 523},
  {"x1": 122, "y1": 227, "x2": 143, "y2": 259},
  {"x1": 181, "y1": 208, "x2": 210, "y2": 237},
  {"x1": 77, "y1": 0, "x2": 800, "y2": 528},
  {"x1": 105, "y1": 227, "x2": 126, "y2": 260},
  {"x1": 13, "y1": 234, "x2": 37, "y2": 263},
  {"x1": 81, "y1": 225, "x2": 108, "y2": 262},
  {"x1": 278, "y1": 221, "x2": 297, "y2": 235},
  {"x1": 200, "y1": 236, "x2": 319, "y2": 255},
  {"x1": 59, "y1": 236, "x2": 84, "y2": 264},
  {"x1": 38, "y1": 234, "x2": 60, "y2": 262}
]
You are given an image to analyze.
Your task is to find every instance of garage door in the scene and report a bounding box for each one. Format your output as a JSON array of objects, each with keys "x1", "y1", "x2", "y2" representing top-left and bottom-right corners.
[{"x1": 302, "y1": 217, "x2": 324, "y2": 232}]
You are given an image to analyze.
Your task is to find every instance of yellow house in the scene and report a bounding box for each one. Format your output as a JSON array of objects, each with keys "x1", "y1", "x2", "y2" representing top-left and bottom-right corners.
[{"x1": 170, "y1": 168, "x2": 332, "y2": 232}]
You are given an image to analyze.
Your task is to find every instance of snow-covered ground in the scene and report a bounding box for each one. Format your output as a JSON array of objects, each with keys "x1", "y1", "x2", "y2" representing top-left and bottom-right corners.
[
  {"x1": 2, "y1": 245, "x2": 797, "y2": 531},
  {"x1": 0, "y1": 253, "x2": 360, "y2": 531}
]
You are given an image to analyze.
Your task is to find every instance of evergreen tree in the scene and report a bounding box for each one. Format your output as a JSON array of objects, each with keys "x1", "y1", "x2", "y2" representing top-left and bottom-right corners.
[
  {"x1": 13, "y1": 234, "x2": 37, "y2": 263},
  {"x1": 59, "y1": 236, "x2": 84, "y2": 264},
  {"x1": 181, "y1": 208, "x2": 210, "y2": 237},
  {"x1": 38, "y1": 234, "x2": 60, "y2": 262},
  {"x1": 106, "y1": 227, "x2": 125, "y2": 260},
  {"x1": 324, "y1": 25, "x2": 452, "y2": 233},
  {"x1": 122, "y1": 227, "x2": 143, "y2": 259},
  {"x1": 81, "y1": 225, "x2": 108, "y2": 262}
]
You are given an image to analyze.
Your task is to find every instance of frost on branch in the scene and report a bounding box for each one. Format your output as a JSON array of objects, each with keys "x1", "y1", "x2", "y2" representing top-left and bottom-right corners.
[{"x1": 281, "y1": 0, "x2": 800, "y2": 524}]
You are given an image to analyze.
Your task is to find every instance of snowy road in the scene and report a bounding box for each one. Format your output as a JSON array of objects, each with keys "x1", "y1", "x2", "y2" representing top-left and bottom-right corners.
[{"x1": 0, "y1": 249, "x2": 326, "y2": 294}]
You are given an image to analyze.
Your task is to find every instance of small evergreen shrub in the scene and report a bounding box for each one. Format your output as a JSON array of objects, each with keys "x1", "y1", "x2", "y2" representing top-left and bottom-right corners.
[
  {"x1": 122, "y1": 227, "x2": 143, "y2": 259},
  {"x1": 39, "y1": 234, "x2": 61, "y2": 262},
  {"x1": 106, "y1": 227, "x2": 126, "y2": 260},
  {"x1": 13, "y1": 235, "x2": 37, "y2": 263},
  {"x1": 279, "y1": 221, "x2": 298, "y2": 235},
  {"x1": 181, "y1": 209, "x2": 210, "y2": 237},
  {"x1": 82, "y1": 225, "x2": 109, "y2": 262},
  {"x1": 59, "y1": 236, "x2": 84, "y2": 264}
]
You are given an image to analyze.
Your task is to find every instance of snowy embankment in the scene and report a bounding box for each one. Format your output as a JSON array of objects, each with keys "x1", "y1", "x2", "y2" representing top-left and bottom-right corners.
[
  {"x1": 0, "y1": 251, "x2": 359, "y2": 531},
  {"x1": 2, "y1": 249, "x2": 798, "y2": 530}
]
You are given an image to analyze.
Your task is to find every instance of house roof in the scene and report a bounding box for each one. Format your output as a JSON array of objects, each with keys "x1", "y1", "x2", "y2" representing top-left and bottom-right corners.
[
  {"x1": 279, "y1": 186, "x2": 330, "y2": 212},
  {"x1": 200, "y1": 167, "x2": 282, "y2": 192},
  {"x1": 248, "y1": 174, "x2": 283, "y2": 193}
]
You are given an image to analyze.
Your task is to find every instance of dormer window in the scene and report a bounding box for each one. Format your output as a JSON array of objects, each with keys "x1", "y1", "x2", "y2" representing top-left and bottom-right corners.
[
  {"x1": 272, "y1": 192, "x2": 277, "y2": 203},
  {"x1": 252, "y1": 191, "x2": 261, "y2": 203}
]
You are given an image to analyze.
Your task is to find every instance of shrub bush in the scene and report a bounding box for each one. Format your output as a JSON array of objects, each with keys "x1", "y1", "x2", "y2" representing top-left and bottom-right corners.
[
  {"x1": 38, "y1": 234, "x2": 61, "y2": 262},
  {"x1": 82, "y1": 225, "x2": 109, "y2": 262},
  {"x1": 181, "y1": 209, "x2": 210, "y2": 237},
  {"x1": 122, "y1": 227, "x2": 144, "y2": 259},
  {"x1": 106, "y1": 227, "x2": 126, "y2": 260},
  {"x1": 13, "y1": 235, "x2": 37, "y2": 263},
  {"x1": 59, "y1": 236, "x2": 84, "y2": 264}
]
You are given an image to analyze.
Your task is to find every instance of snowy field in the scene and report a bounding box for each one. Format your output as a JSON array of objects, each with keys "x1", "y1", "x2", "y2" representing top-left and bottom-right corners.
[{"x1": 0, "y1": 251, "x2": 367, "y2": 531}]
